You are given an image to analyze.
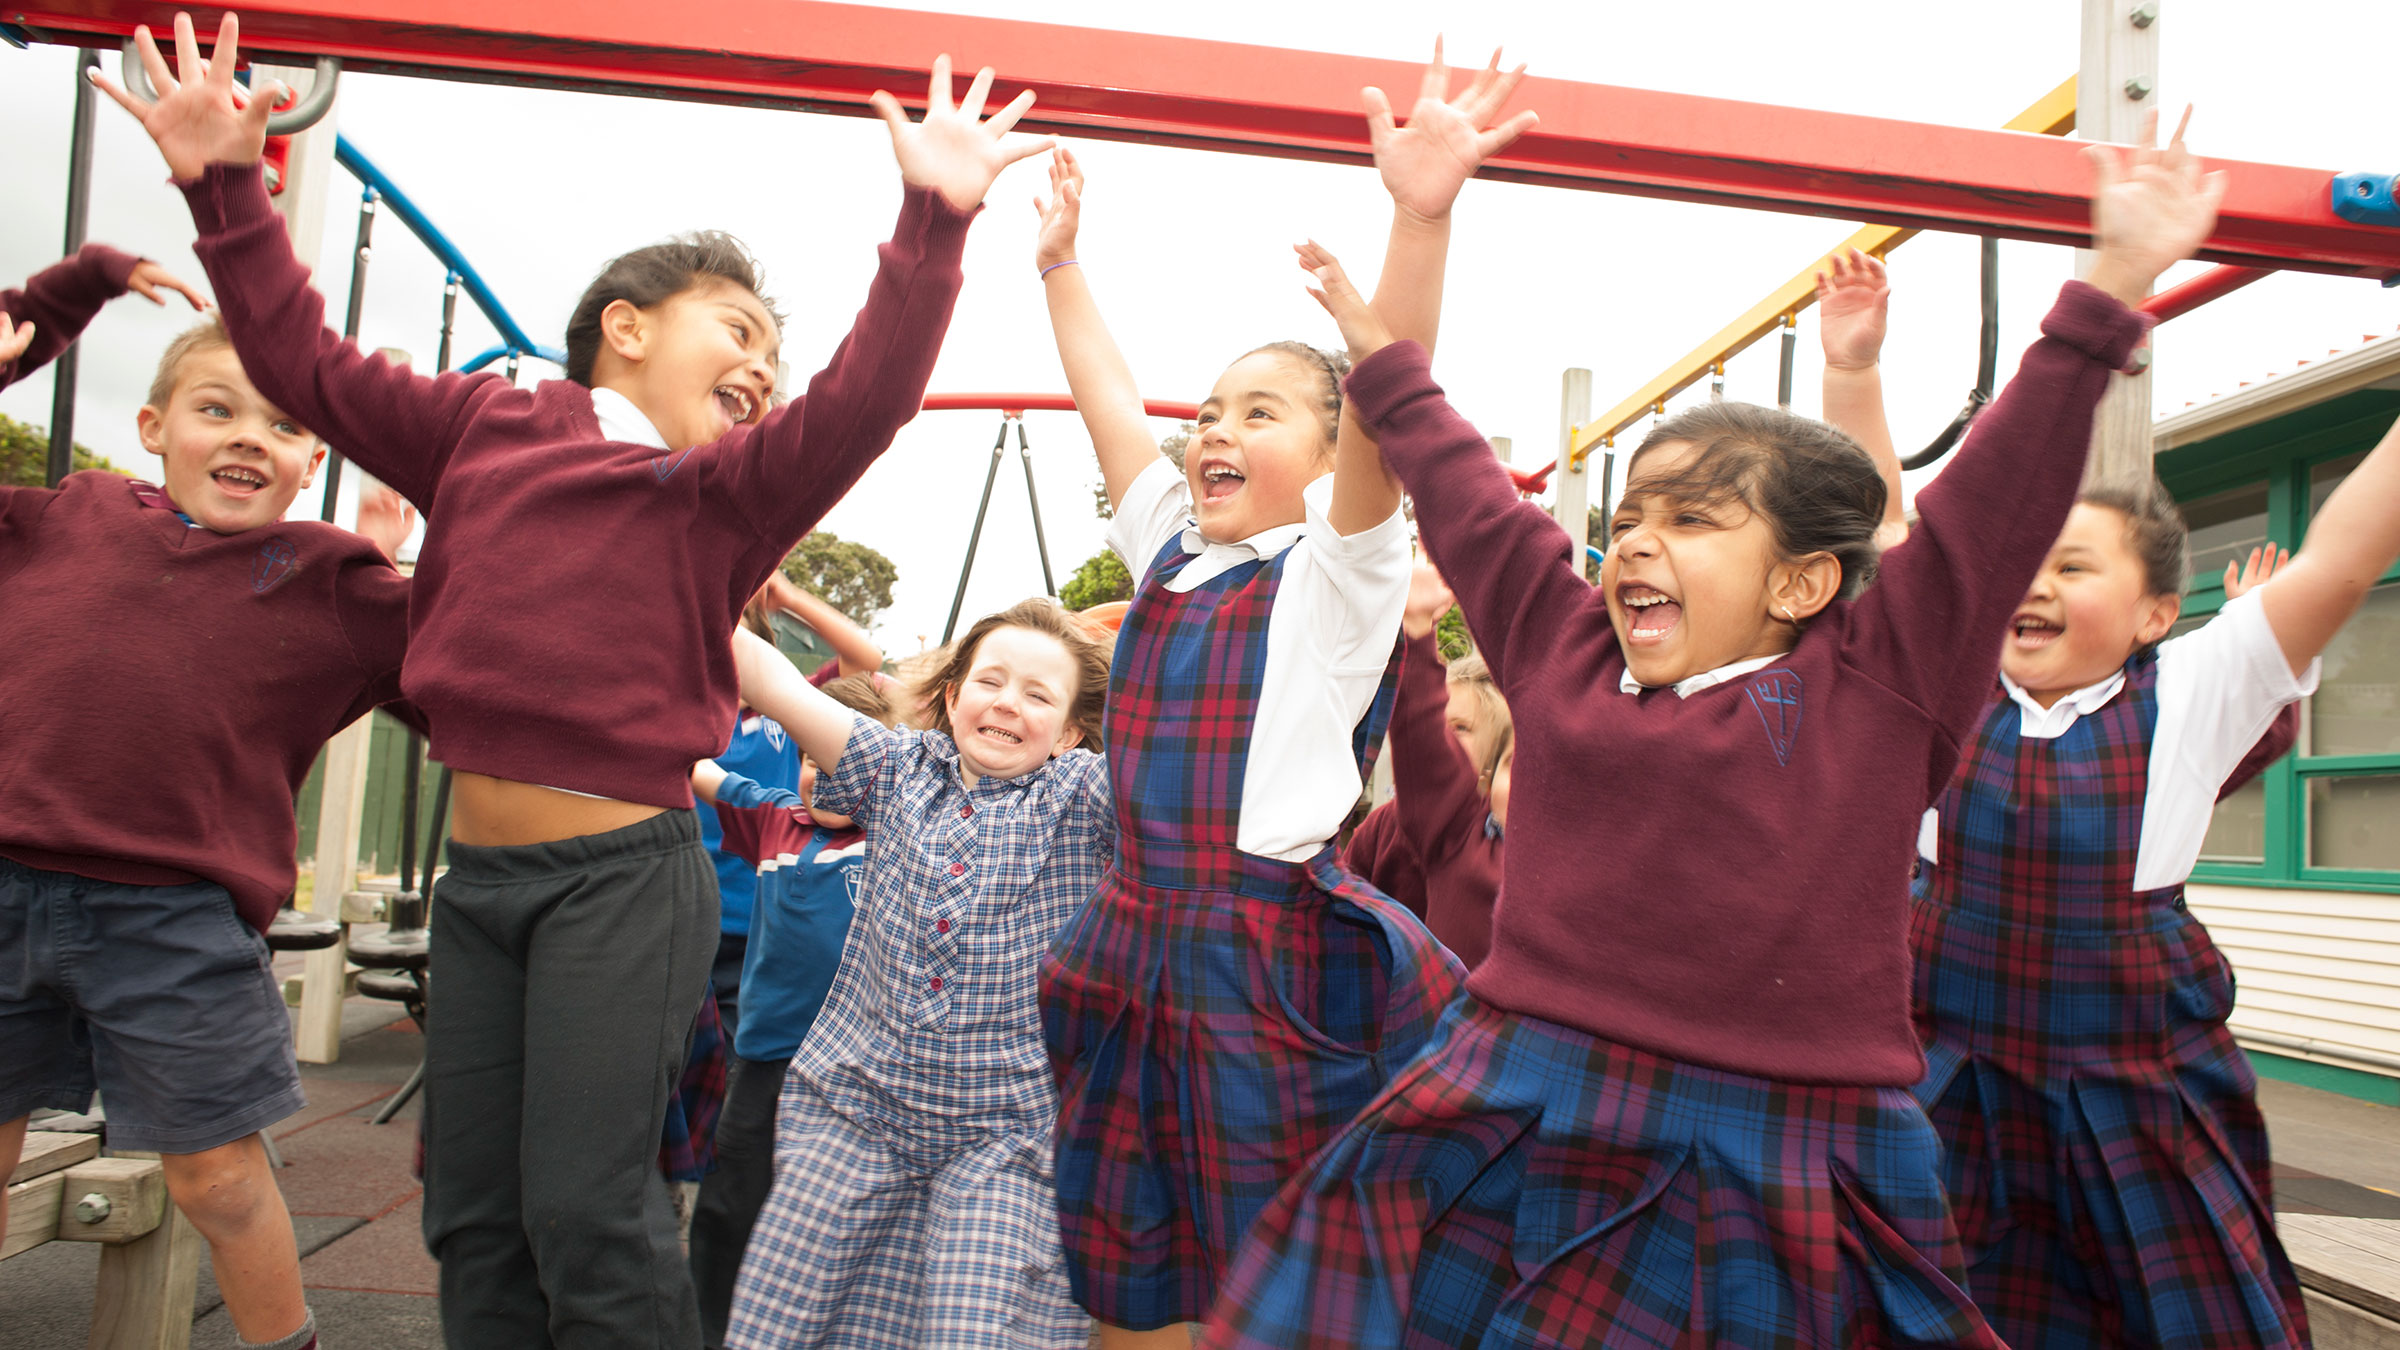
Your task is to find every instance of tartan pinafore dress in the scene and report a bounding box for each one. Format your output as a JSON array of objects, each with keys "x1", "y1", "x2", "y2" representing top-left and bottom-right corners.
[
  {"x1": 1040, "y1": 534, "x2": 1467, "y2": 1330},
  {"x1": 1910, "y1": 652, "x2": 2310, "y2": 1349}
]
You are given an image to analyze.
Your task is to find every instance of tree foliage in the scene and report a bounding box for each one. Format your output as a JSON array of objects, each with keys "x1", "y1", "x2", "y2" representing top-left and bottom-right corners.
[
  {"x1": 1585, "y1": 506, "x2": 1606, "y2": 583},
  {"x1": 780, "y1": 531, "x2": 899, "y2": 627},
  {"x1": 1059, "y1": 547, "x2": 1132, "y2": 611},
  {"x1": 1435, "y1": 605, "x2": 1473, "y2": 662},
  {"x1": 1, "y1": 411, "x2": 116, "y2": 488},
  {"x1": 1092, "y1": 422, "x2": 1194, "y2": 521}
]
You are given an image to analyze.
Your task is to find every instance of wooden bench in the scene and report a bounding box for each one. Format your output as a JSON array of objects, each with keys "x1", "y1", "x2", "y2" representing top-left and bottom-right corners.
[
  {"x1": 4, "y1": 1131, "x2": 202, "y2": 1350},
  {"x1": 2285, "y1": 1214, "x2": 2400, "y2": 1349}
]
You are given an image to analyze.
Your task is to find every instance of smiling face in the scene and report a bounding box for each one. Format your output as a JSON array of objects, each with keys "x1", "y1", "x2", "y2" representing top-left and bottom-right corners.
[
  {"x1": 940, "y1": 624, "x2": 1088, "y2": 785},
  {"x1": 2002, "y1": 502, "x2": 2182, "y2": 706},
  {"x1": 1602, "y1": 440, "x2": 1802, "y2": 689},
  {"x1": 1187, "y1": 351, "x2": 1337, "y2": 543},
  {"x1": 137, "y1": 346, "x2": 324, "y2": 534},
  {"x1": 597, "y1": 276, "x2": 779, "y2": 451}
]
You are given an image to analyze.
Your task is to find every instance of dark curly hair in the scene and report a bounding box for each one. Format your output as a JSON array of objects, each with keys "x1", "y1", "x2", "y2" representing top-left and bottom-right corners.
[
  {"x1": 1625, "y1": 402, "x2": 1888, "y2": 606},
  {"x1": 2076, "y1": 479, "x2": 2190, "y2": 597},
  {"x1": 562, "y1": 231, "x2": 783, "y2": 386}
]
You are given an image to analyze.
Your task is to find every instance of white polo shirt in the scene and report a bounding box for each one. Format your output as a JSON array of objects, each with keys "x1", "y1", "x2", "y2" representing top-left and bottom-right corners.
[
  {"x1": 1918, "y1": 589, "x2": 2321, "y2": 890},
  {"x1": 1108, "y1": 457, "x2": 1411, "y2": 862}
]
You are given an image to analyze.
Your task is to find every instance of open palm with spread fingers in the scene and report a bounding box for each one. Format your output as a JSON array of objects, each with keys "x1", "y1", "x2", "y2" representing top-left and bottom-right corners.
[
  {"x1": 1297, "y1": 240, "x2": 1390, "y2": 361},
  {"x1": 870, "y1": 55, "x2": 1056, "y2": 211},
  {"x1": 92, "y1": 12, "x2": 280, "y2": 182},
  {"x1": 2082, "y1": 105, "x2": 2229, "y2": 304},
  {"x1": 1366, "y1": 40, "x2": 1540, "y2": 223},
  {"x1": 1816, "y1": 247, "x2": 1889, "y2": 372}
]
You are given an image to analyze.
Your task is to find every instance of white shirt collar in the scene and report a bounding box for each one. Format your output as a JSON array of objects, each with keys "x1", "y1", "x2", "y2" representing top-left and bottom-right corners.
[
  {"x1": 1618, "y1": 652, "x2": 1783, "y2": 699},
  {"x1": 1174, "y1": 472, "x2": 1325, "y2": 561},
  {"x1": 589, "y1": 387, "x2": 670, "y2": 451},
  {"x1": 1999, "y1": 666, "x2": 2126, "y2": 738}
]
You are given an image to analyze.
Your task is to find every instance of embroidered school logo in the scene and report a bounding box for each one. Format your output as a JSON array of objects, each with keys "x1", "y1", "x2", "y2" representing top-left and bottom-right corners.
[
  {"x1": 650, "y1": 447, "x2": 697, "y2": 482},
  {"x1": 1745, "y1": 669, "x2": 1803, "y2": 766},
  {"x1": 763, "y1": 718, "x2": 788, "y2": 751},
  {"x1": 251, "y1": 538, "x2": 299, "y2": 594}
]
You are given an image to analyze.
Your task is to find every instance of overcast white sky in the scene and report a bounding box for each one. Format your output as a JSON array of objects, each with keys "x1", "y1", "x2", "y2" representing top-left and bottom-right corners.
[{"x1": 5, "y1": 0, "x2": 2395, "y2": 650}]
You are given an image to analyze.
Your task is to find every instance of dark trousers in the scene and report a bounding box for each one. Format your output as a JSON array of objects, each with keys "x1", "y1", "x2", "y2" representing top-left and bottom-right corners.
[
  {"x1": 687, "y1": 1051, "x2": 791, "y2": 1348},
  {"x1": 707, "y1": 931, "x2": 745, "y2": 1040},
  {"x1": 420, "y1": 810, "x2": 719, "y2": 1350}
]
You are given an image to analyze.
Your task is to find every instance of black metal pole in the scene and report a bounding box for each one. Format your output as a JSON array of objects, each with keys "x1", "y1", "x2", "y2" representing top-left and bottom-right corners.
[
  {"x1": 1015, "y1": 419, "x2": 1055, "y2": 597},
  {"x1": 46, "y1": 50, "x2": 98, "y2": 488},
  {"x1": 423, "y1": 765, "x2": 452, "y2": 878},
  {"x1": 1976, "y1": 236, "x2": 2001, "y2": 394},
  {"x1": 319, "y1": 187, "x2": 379, "y2": 523},
  {"x1": 942, "y1": 418, "x2": 1011, "y2": 643},
  {"x1": 505, "y1": 351, "x2": 519, "y2": 385}
]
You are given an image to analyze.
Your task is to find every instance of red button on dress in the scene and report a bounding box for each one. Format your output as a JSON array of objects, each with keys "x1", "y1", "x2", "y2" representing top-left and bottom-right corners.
[
  {"x1": 960, "y1": 805, "x2": 973, "y2": 819},
  {"x1": 929, "y1": 976, "x2": 943, "y2": 991},
  {"x1": 935, "y1": 919, "x2": 951, "y2": 934},
  {"x1": 948, "y1": 862, "x2": 966, "y2": 876}
]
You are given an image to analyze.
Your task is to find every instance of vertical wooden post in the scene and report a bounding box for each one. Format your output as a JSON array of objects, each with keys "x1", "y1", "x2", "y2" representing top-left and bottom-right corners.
[
  {"x1": 84, "y1": 1202, "x2": 201, "y2": 1350},
  {"x1": 2077, "y1": 0, "x2": 2161, "y2": 490},
  {"x1": 1551, "y1": 370, "x2": 1592, "y2": 560}
]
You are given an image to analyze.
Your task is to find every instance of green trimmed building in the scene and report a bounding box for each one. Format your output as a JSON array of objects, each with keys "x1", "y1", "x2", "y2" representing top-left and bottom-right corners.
[{"x1": 2158, "y1": 333, "x2": 2400, "y2": 1106}]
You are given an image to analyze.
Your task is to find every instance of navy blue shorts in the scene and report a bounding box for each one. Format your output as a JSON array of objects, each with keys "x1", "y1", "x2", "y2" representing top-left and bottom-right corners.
[{"x1": 0, "y1": 858, "x2": 303, "y2": 1153}]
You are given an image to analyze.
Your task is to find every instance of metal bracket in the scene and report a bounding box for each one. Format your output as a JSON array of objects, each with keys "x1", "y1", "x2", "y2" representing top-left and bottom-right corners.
[
  {"x1": 121, "y1": 40, "x2": 340, "y2": 134},
  {"x1": 2332, "y1": 172, "x2": 2400, "y2": 229}
]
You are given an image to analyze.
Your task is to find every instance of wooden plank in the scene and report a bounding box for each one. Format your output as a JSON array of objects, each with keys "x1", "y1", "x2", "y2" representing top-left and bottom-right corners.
[
  {"x1": 9, "y1": 1130, "x2": 100, "y2": 1185},
  {"x1": 2306, "y1": 1288, "x2": 2400, "y2": 1350},
  {"x1": 2, "y1": 1170, "x2": 66, "y2": 1260},
  {"x1": 85, "y1": 1200, "x2": 200, "y2": 1350},
  {"x1": 53, "y1": 1158, "x2": 168, "y2": 1245},
  {"x1": 2287, "y1": 1215, "x2": 2400, "y2": 1324},
  {"x1": 2290, "y1": 1215, "x2": 2400, "y2": 1267}
]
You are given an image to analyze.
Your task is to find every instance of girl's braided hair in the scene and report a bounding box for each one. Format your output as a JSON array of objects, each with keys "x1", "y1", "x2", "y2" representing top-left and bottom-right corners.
[{"x1": 1244, "y1": 340, "x2": 1350, "y2": 447}]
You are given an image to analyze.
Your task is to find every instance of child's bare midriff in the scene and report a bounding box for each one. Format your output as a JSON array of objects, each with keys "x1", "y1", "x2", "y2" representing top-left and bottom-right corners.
[{"x1": 451, "y1": 772, "x2": 668, "y2": 846}]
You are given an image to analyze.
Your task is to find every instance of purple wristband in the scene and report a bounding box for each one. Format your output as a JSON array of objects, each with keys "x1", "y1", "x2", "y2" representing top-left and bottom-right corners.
[{"x1": 1040, "y1": 259, "x2": 1080, "y2": 278}]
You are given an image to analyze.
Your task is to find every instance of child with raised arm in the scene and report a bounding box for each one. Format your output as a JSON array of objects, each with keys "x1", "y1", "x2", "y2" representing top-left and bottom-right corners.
[
  {"x1": 717, "y1": 601, "x2": 1114, "y2": 1349},
  {"x1": 1, "y1": 318, "x2": 411, "y2": 1350},
  {"x1": 1384, "y1": 562, "x2": 1510, "y2": 970},
  {"x1": 1894, "y1": 419, "x2": 2400, "y2": 1350},
  {"x1": 1033, "y1": 46, "x2": 1534, "y2": 1345},
  {"x1": 97, "y1": 15, "x2": 1050, "y2": 1343},
  {"x1": 1201, "y1": 119, "x2": 2223, "y2": 1349},
  {"x1": 1, "y1": 243, "x2": 207, "y2": 390},
  {"x1": 686, "y1": 671, "x2": 889, "y2": 1349}
]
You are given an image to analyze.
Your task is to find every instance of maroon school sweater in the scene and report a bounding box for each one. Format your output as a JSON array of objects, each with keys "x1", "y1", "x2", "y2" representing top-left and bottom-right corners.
[
  {"x1": 1, "y1": 243, "x2": 140, "y2": 390},
  {"x1": 1343, "y1": 801, "x2": 1429, "y2": 921},
  {"x1": 1387, "y1": 630, "x2": 1503, "y2": 972},
  {"x1": 1349, "y1": 281, "x2": 2149, "y2": 1087},
  {"x1": 182, "y1": 161, "x2": 973, "y2": 808},
  {"x1": 0, "y1": 473, "x2": 409, "y2": 933}
]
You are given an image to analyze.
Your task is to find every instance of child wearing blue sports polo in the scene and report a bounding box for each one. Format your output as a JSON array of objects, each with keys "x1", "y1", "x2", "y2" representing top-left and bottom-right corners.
[{"x1": 686, "y1": 670, "x2": 891, "y2": 1350}]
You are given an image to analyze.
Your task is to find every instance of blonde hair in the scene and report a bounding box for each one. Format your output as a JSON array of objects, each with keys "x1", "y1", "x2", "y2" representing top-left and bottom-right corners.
[
  {"x1": 818, "y1": 672, "x2": 894, "y2": 726},
  {"x1": 925, "y1": 598, "x2": 1113, "y2": 747},
  {"x1": 1445, "y1": 649, "x2": 1514, "y2": 780},
  {"x1": 145, "y1": 317, "x2": 239, "y2": 409}
]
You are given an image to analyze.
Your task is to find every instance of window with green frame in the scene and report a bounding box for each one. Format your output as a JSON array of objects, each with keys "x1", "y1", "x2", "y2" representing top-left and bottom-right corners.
[{"x1": 2159, "y1": 388, "x2": 2400, "y2": 894}]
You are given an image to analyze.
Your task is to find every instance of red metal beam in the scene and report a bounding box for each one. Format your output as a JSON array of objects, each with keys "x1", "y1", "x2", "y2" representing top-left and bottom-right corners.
[
  {"x1": 2140, "y1": 264, "x2": 2270, "y2": 322},
  {"x1": 918, "y1": 393, "x2": 1198, "y2": 420},
  {"x1": 14, "y1": 1, "x2": 2398, "y2": 280}
]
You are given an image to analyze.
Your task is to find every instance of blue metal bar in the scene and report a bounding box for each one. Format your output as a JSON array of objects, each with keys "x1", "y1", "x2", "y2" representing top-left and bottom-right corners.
[
  {"x1": 457, "y1": 345, "x2": 520, "y2": 376},
  {"x1": 332, "y1": 134, "x2": 564, "y2": 368}
]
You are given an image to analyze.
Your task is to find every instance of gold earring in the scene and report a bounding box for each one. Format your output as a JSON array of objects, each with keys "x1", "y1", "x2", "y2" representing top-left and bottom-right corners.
[{"x1": 1781, "y1": 604, "x2": 1798, "y2": 623}]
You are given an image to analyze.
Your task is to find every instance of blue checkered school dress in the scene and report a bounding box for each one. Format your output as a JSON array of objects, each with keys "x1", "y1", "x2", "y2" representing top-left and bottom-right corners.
[
  {"x1": 1040, "y1": 536, "x2": 1466, "y2": 1330},
  {"x1": 726, "y1": 719, "x2": 1113, "y2": 1350},
  {"x1": 1910, "y1": 653, "x2": 2310, "y2": 1349}
]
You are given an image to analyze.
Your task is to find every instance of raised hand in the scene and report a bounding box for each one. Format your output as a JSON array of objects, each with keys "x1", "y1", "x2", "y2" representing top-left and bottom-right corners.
[
  {"x1": 2082, "y1": 106, "x2": 2228, "y2": 306},
  {"x1": 1816, "y1": 247, "x2": 1889, "y2": 373},
  {"x1": 2222, "y1": 543, "x2": 2289, "y2": 600},
  {"x1": 353, "y1": 483, "x2": 417, "y2": 563},
  {"x1": 126, "y1": 259, "x2": 210, "y2": 311},
  {"x1": 0, "y1": 313, "x2": 33, "y2": 367},
  {"x1": 1297, "y1": 239, "x2": 1391, "y2": 361},
  {"x1": 1033, "y1": 147, "x2": 1083, "y2": 270},
  {"x1": 869, "y1": 55, "x2": 1057, "y2": 212},
  {"x1": 1403, "y1": 560, "x2": 1456, "y2": 639},
  {"x1": 90, "y1": 12, "x2": 281, "y2": 182},
  {"x1": 1366, "y1": 39, "x2": 1539, "y2": 224}
]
